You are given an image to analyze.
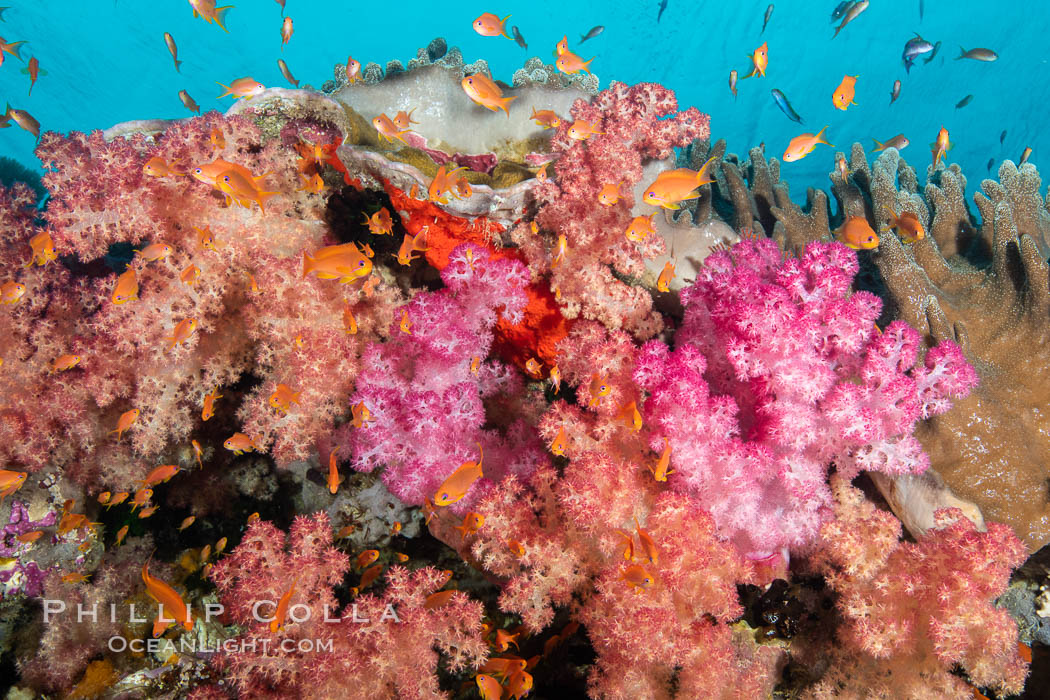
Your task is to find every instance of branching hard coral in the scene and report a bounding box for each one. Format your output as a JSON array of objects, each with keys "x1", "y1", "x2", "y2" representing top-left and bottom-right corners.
[
  {"x1": 639, "y1": 237, "x2": 977, "y2": 556},
  {"x1": 334, "y1": 243, "x2": 546, "y2": 509},
  {"x1": 514, "y1": 81, "x2": 708, "y2": 337},
  {"x1": 804, "y1": 477, "x2": 1029, "y2": 698},
  {"x1": 207, "y1": 512, "x2": 488, "y2": 699}
]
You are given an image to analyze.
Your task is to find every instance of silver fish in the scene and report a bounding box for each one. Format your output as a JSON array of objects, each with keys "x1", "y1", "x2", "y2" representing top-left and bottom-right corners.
[
  {"x1": 833, "y1": 0, "x2": 867, "y2": 38},
  {"x1": 729, "y1": 70, "x2": 738, "y2": 99},
  {"x1": 902, "y1": 33, "x2": 933, "y2": 73},
  {"x1": 957, "y1": 47, "x2": 997, "y2": 61},
  {"x1": 923, "y1": 40, "x2": 941, "y2": 63},
  {"x1": 762, "y1": 4, "x2": 774, "y2": 33},
  {"x1": 277, "y1": 58, "x2": 298, "y2": 87},
  {"x1": 511, "y1": 26, "x2": 527, "y2": 50},
  {"x1": 889, "y1": 79, "x2": 901, "y2": 105},
  {"x1": 579, "y1": 25, "x2": 604, "y2": 43},
  {"x1": 770, "y1": 89, "x2": 804, "y2": 124},
  {"x1": 955, "y1": 94, "x2": 973, "y2": 109}
]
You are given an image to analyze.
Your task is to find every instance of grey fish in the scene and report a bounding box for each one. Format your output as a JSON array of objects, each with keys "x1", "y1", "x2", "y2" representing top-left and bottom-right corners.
[
  {"x1": 923, "y1": 40, "x2": 941, "y2": 63},
  {"x1": 1000, "y1": 129, "x2": 1007, "y2": 145},
  {"x1": 762, "y1": 4, "x2": 774, "y2": 33},
  {"x1": 902, "y1": 33, "x2": 933, "y2": 73},
  {"x1": 277, "y1": 58, "x2": 298, "y2": 87},
  {"x1": 657, "y1": 0, "x2": 668, "y2": 23},
  {"x1": 833, "y1": 0, "x2": 867, "y2": 38},
  {"x1": 889, "y1": 79, "x2": 901, "y2": 105},
  {"x1": 957, "y1": 47, "x2": 998, "y2": 61},
  {"x1": 770, "y1": 89, "x2": 804, "y2": 124},
  {"x1": 579, "y1": 26, "x2": 604, "y2": 43},
  {"x1": 831, "y1": 1, "x2": 853, "y2": 22},
  {"x1": 511, "y1": 26, "x2": 527, "y2": 50},
  {"x1": 955, "y1": 94, "x2": 973, "y2": 109},
  {"x1": 987, "y1": 157, "x2": 994, "y2": 172},
  {"x1": 919, "y1": 0, "x2": 923, "y2": 20}
]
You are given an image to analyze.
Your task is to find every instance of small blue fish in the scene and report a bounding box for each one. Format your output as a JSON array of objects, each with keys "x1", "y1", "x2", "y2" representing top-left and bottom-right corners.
[
  {"x1": 955, "y1": 94, "x2": 973, "y2": 109},
  {"x1": 762, "y1": 4, "x2": 773, "y2": 33},
  {"x1": 770, "y1": 89, "x2": 804, "y2": 124},
  {"x1": 658, "y1": 0, "x2": 668, "y2": 23},
  {"x1": 1000, "y1": 129, "x2": 1007, "y2": 145},
  {"x1": 579, "y1": 26, "x2": 604, "y2": 43}
]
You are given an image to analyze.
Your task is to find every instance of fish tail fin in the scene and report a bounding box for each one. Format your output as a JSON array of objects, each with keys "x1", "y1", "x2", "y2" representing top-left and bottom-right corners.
[
  {"x1": 500, "y1": 14, "x2": 512, "y2": 39},
  {"x1": 500, "y1": 95, "x2": 517, "y2": 117},
  {"x1": 815, "y1": 125, "x2": 831, "y2": 145},
  {"x1": 255, "y1": 190, "x2": 278, "y2": 214},
  {"x1": 872, "y1": 138, "x2": 884, "y2": 151},
  {"x1": 956, "y1": 46, "x2": 966, "y2": 59},
  {"x1": 215, "y1": 82, "x2": 231, "y2": 99},
  {"x1": 215, "y1": 6, "x2": 233, "y2": 33},
  {"x1": 174, "y1": 59, "x2": 182, "y2": 73},
  {"x1": 695, "y1": 156, "x2": 717, "y2": 185},
  {"x1": 302, "y1": 251, "x2": 315, "y2": 278},
  {"x1": 581, "y1": 57, "x2": 594, "y2": 74}
]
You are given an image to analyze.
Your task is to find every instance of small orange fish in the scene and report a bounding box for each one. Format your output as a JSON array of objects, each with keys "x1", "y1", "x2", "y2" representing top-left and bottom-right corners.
[
  {"x1": 399, "y1": 309, "x2": 412, "y2": 334},
  {"x1": 453, "y1": 512, "x2": 485, "y2": 538},
  {"x1": 110, "y1": 408, "x2": 140, "y2": 440},
  {"x1": 215, "y1": 537, "x2": 227, "y2": 554},
  {"x1": 179, "y1": 90, "x2": 200, "y2": 114},
  {"x1": 303, "y1": 242, "x2": 373, "y2": 283},
  {"x1": 649, "y1": 437, "x2": 673, "y2": 481},
  {"x1": 343, "y1": 304, "x2": 359, "y2": 335},
  {"x1": 363, "y1": 207, "x2": 394, "y2": 235},
  {"x1": 200, "y1": 545, "x2": 211, "y2": 563},
  {"x1": 194, "y1": 225, "x2": 222, "y2": 252},
  {"x1": 390, "y1": 521, "x2": 402, "y2": 535},
  {"x1": 269, "y1": 383, "x2": 301, "y2": 413},
  {"x1": 22, "y1": 55, "x2": 44, "y2": 96},
  {"x1": 424, "y1": 590, "x2": 457, "y2": 609},
  {"x1": 143, "y1": 157, "x2": 183, "y2": 178},
  {"x1": 836, "y1": 216, "x2": 879, "y2": 250},
  {"x1": 476, "y1": 673, "x2": 502, "y2": 700},
  {"x1": 461, "y1": 73, "x2": 516, "y2": 116},
  {"x1": 16, "y1": 530, "x2": 44, "y2": 544},
  {"x1": 783, "y1": 126, "x2": 833, "y2": 162},
  {"x1": 588, "y1": 374, "x2": 611, "y2": 408},
  {"x1": 624, "y1": 214, "x2": 656, "y2": 242},
  {"x1": 372, "y1": 113, "x2": 411, "y2": 145},
  {"x1": 270, "y1": 577, "x2": 298, "y2": 633},
  {"x1": 165, "y1": 318, "x2": 198, "y2": 350},
  {"x1": 247, "y1": 512, "x2": 261, "y2": 524},
  {"x1": 180, "y1": 264, "x2": 200, "y2": 286},
  {"x1": 111, "y1": 268, "x2": 138, "y2": 304},
  {"x1": 138, "y1": 242, "x2": 173, "y2": 262},
  {"x1": 550, "y1": 426, "x2": 567, "y2": 456},
  {"x1": 551, "y1": 234, "x2": 568, "y2": 267},
  {"x1": 26, "y1": 231, "x2": 57, "y2": 267},
  {"x1": 536, "y1": 163, "x2": 549, "y2": 182},
  {"x1": 566, "y1": 119, "x2": 603, "y2": 141},
  {"x1": 131, "y1": 488, "x2": 153, "y2": 511},
  {"x1": 178, "y1": 516, "x2": 196, "y2": 531},
  {"x1": 872, "y1": 134, "x2": 909, "y2": 152},
  {"x1": 836, "y1": 154, "x2": 850, "y2": 182},
  {"x1": 202, "y1": 388, "x2": 222, "y2": 421},
  {"x1": 428, "y1": 165, "x2": 468, "y2": 204},
  {"x1": 5, "y1": 105, "x2": 39, "y2": 140},
  {"x1": 335, "y1": 524, "x2": 355, "y2": 538},
  {"x1": 597, "y1": 182, "x2": 622, "y2": 206},
  {"x1": 931, "y1": 126, "x2": 951, "y2": 168},
  {"x1": 62, "y1": 572, "x2": 90, "y2": 584},
  {"x1": 621, "y1": 564, "x2": 655, "y2": 592},
  {"x1": 615, "y1": 529, "x2": 635, "y2": 560},
  {"x1": 505, "y1": 670, "x2": 533, "y2": 700},
  {"x1": 472, "y1": 12, "x2": 512, "y2": 38},
  {"x1": 216, "y1": 170, "x2": 278, "y2": 213},
  {"x1": 216, "y1": 77, "x2": 265, "y2": 100},
  {"x1": 115, "y1": 525, "x2": 129, "y2": 546},
  {"x1": 393, "y1": 109, "x2": 419, "y2": 130},
  {"x1": 296, "y1": 172, "x2": 324, "y2": 194},
  {"x1": 223, "y1": 432, "x2": 256, "y2": 455},
  {"x1": 524, "y1": 358, "x2": 543, "y2": 378},
  {"x1": 108, "y1": 492, "x2": 129, "y2": 507},
  {"x1": 350, "y1": 401, "x2": 373, "y2": 428},
  {"x1": 359, "y1": 563, "x2": 383, "y2": 589},
  {"x1": 140, "y1": 464, "x2": 179, "y2": 488},
  {"x1": 548, "y1": 365, "x2": 561, "y2": 393},
  {"x1": 656, "y1": 258, "x2": 676, "y2": 293},
  {"x1": 507, "y1": 539, "x2": 525, "y2": 557},
  {"x1": 280, "y1": 16, "x2": 293, "y2": 48},
  {"x1": 634, "y1": 518, "x2": 659, "y2": 565},
  {"x1": 345, "y1": 56, "x2": 362, "y2": 84},
  {"x1": 642, "y1": 157, "x2": 716, "y2": 209},
  {"x1": 356, "y1": 549, "x2": 379, "y2": 568},
  {"x1": 51, "y1": 354, "x2": 82, "y2": 373},
  {"x1": 883, "y1": 206, "x2": 925, "y2": 244},
  {"x1": 618, "y1": 400, "x2": 643, "y2": 431},
  {"x1": 555, "y1": 48, "x2": 593, "y2": 75},
  {"x1": 832, "y1": 75, "x2": 859, "y2": 111},
  {"x1": 1, "y1": 280, "x2": 25, "y2": 305},
  {"x1": 470, "y1": 356, "x2": 481, "y2": 375},
  {"x1": 188, "y1": 0, "x2": 233, "y2": 32},
  {"x1": 328, "y1": 450, "x2": 342, "y2": 494},
  {"x1": 530, "y1": 108, "x2": 562, "y2": 129},
  {"x1": 743, "y1": 41, "x2": 769, "y2": 78},
  {"x1": 143, "y1": 553, "x2": 192, "y2": 636},
  {"x1": 138, "y1": 505, "x2": 158, "y2": 519},
  {"x1": 434, "y1": 443, "x2": 484, "y2": 506},
  {"x1": 494, "y1": 628, "x2": 520, "y2": 652}
]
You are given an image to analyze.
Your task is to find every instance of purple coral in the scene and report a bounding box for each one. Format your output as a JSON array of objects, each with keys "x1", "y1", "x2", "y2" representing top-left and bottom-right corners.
[{"x1": 1, "y1": 500, "x2": 59, "y2": 597}]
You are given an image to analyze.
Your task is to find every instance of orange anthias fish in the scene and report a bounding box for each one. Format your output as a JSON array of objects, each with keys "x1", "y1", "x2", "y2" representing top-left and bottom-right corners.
[
  {"x1": 328, "y1": 450, "x2": 342, "y2": 494},
  {"x1": 782, "y1": 126, "x2": 833, "y2": 162},
  {"x1": 140, "y1": 464, "x2": 179, "y2": 488},
  {"x1": 223, "y1": 432, "x2": 256, "y2": 455},
  {"x1": 51, "y1": 354, "x2": 82, "y2": 373},
  {"x1": 216, "y1": 170, "x2": 278, "y2": 213},
  {"x1": 280, "y1": 16, "x2": 293, "y2": 48},
  {"x1": 0, "y1": 470, "x2": 27, "y2": 502},
  {"x1": 178, "y1": 516, "x2": 196, "y2": 531},
  {"x1": 476, "y1": 674, "x2": 502, "y2": 700},
  {"x1": 549, "y1": 426, "x2": 567, "y2": 456},
  {"x1": 597, "y1": 182, "x2": 622, "y2": 206},
  {"x1": 836, "y1": 216, "x2": 879, "y2": 250},
  {"x1": 931, "y1": 126, "x2": 952, "y2": 168},
  {"x1": 625, "y1": 214, "x2": 657, "y2": 242},
  {"x1": 530, "y1": 108, "x2": 562, "y2": 129},
  {"x1": 433, "y1": 443, "x2": 484, "y2": 506},
  {"x1": 363, "y1": 207, "x2": 394, "y2": 235},
  {"x1": 399, "y1": 309, "x2": 412, "y2": 334},
  {"x1": 634, "y1": 517, "x2": 659, "y2": 565},
  {"x1": 618, "y1": 400, "x2": 643, "y2": 431},
  {"x1": 372, "y1": 113, "x2": 411, "y2": 145},
  {"x1": 621, "y1": 564, "x2": 655, "y2": 593},
  {"x1": 832, "y1": 75, "x2": 859, "y2": 111},
  {"x1": 345, "y1": 56, "x2": 362, "y2": 84},
  {"x1": 143, "y1": 554, "x2": 193, "y2": 636},
  {"x1": 394, "y1": 232, "x2": 426, "y2": 266},
  {"x1": 649, "y1": 437, "x2": 673, "y2": 481},
  {"x1": 26, "y1": 231, "x2": 57, "y2": 267},
  {"x1": 166, "y1": 318, "x2": 198, "y2": 350},
  {"x1": 216, "y1": 77, "x2": 265, "y2": 100},
  {"x1": 506, "y1": 670, "x2": 533, "y2": 699},
  {"x1": 22, "y1": 56, "x2": 44, "y2": 96},
  {"x1": 566, "y1": 119, "x2": 603, "y2": 141},
  {"x1": 111, "y1": 268, "x2": 138, "y2": 304},
  {"x1": 137, "y1": 242, "x2": 173, "y2": 262},
  {"x1": 343, "y1": 304, "x2": 358, "y2": 334},
  {"x1": 884, "y1": 206, "x2": 925, "y2": 244},
  {"x1": 551, "y1": 233, "x2": 568, "y2": 267},
  {"x1": 549, "y1": 365, "x2": 561, "y2": 393},
  {"x1": 588, "y1": 374, "x2": 611, "y2": 408},
  {"x1": 163, "y1": 32, "x2": 182, "y2": 73},
  {"x1": 556, "y1": 48, "x2": 594, "y2": 75},
  {"x1": 202, "y1": 388, "x2": 222, "y2": 421},
  {"x1": 743, "y1": 41, "x2": 769, "y2": 78},
  {"x1": 188, "y1": 0, "x2": 233, "y2": 32},
  {"x1": 191, "y1": 439, "x2": 203, "y2": 468},
  {"x1": 350, "y1": 401, "x2": 373, "y2": 428},
  {"x1": 393, "y1": 109, "x2": 419, "y2": 130},
  {"x1": 524, "y1": 358, "x2": 543, "y2": 378},
  {"x1": 110, "y1": 408, "x2": 140, "y2": 440},
  {"x1": 473, "y1": 12, "x2": 511, "y2": 38},
  {"x1": 453, "y1": 512, "x2": 485, "y2": 538},
  {"x1": 302, "y1": 242, "x2": 373, "y2": 283},
  {"x1": 180, "y1": 264, "x2": 200, "y2": 286},
  {"x1": 2, "y1": 280, "x2": 26, "y2": 305},
  {"x1": 269, "y1": 383, "x2": 301, "y2": 413},
  {"x1": 642, "y1": 157, "x2": 716, "y2": 209},
  {"x1": 656, "y1": 258, "x2": 676, "y2": 293},
  {"x1": 359, "y1": 563, "x2": 383, "y2": 589},
  {"x1": 0, "y1": 36, "x2": 26, "y2": 68},
  {"x1": 270, "y1": 577, "x2": 299, "y2": 632},
  {"x1": 356, "y1": 549, "x2": 379, "y2": 568},
  {"x1": 461, "y1": 73, "x2": 516, "y2": 116},
  {"x1": 428, "y1": 165, "x2": 468, "y2": 204},
  {"x1": 115, "y1": 525, "x2": 129, "y2": 546}
]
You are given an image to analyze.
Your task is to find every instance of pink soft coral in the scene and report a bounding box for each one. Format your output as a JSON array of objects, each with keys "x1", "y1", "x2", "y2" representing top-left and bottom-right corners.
[{"x1": 635, "y1": 237, "x2": 978, "y2": 557}]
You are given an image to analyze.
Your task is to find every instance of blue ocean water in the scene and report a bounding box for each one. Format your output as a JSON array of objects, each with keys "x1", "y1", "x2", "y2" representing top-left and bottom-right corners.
[{"x1": 0, "y1": 0, "x2": 1041, "y2": 205}]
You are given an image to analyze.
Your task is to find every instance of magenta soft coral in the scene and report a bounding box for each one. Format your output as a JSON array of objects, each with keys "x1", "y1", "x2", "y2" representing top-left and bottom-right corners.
[
  {"x1": 335, "y1": 243, "x2": 546, "y2": 509},
  {"x1": 636, "y1": 237, "x2": 978, "y2": 557},
  {"x1": 513, "y1": 81, "x2": 708, "y2": 337},
  {"x1": 207, "y1": 512, "x2": 488, "y2": 699}
]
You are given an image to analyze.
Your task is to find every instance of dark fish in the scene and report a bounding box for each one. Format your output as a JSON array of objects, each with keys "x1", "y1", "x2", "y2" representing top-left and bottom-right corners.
[
  {"x1": 657, "y1": 0, "x2": 668, "y2": 23},
  {"x1": 770, "y1": 89, "x2": 804, "y2": 124},
  {"x1": 831, "y1": 1, "x2": 853, "y2": 22},
  {"x1": 955, "y1": 94, "x2": 973, "y2": 109},
  {"x1": 889, "y1": 79, "x2": 901, "y2": 105},
  {"x1": 902, "y1": 33, "x2": 933, "y2": 73},
  {"x1": 833, "y1": 0, "x2": 868, "y2": 38},
  {"x1": 957, "y1": 47, "x2": 997, "y2": 61},
  {"x1": 1000, "y1": 129, "x2": 1007, "y2": 145},
  {"x1": 919, "y1": 0, "x2": 924, "y2": 20},
  {"x1": 987, "y1": 158, "x2": 994, "y2": 172},
  {"x1": 0, "y1": 7, "x2": 8, "y2": 21},
  {"x1": 1019, "y1": 147, "x2": 1032, "y2": 165},
  {"x1": 762, "y1": 4, "x2": 774, "y2": 33},
  {"x1": 511, "y1": 26, "x2": 527, "y2": 50},
  {"x1": 580, "y1": 26, "x2": 604, "y2": 43},
  {"x1": 923, "y1": 40, "x2": 941, "y2": 63}
]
